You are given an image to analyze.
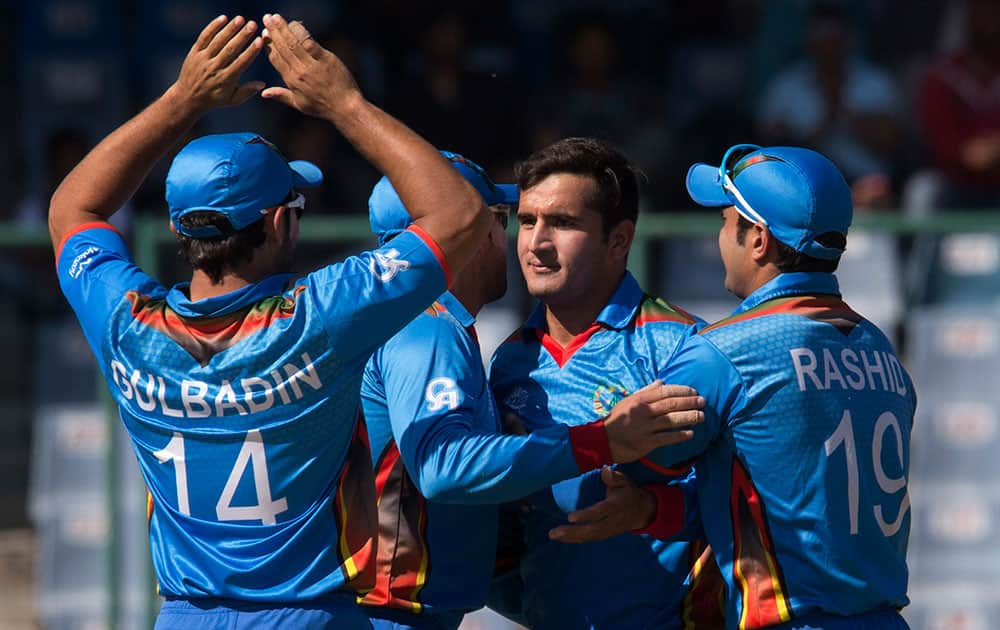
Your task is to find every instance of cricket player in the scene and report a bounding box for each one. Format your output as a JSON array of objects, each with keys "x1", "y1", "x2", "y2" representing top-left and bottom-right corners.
[
  {"x1": 50, "y1": 14, "x2": 496, "y2": 628},
  {"x1": 561, "y1": 144, "x2": 917, "y2": 629},
  {"x1": 358, "y1": 152, "x2": 707, "y2": 630},
  {"x1": 489, "y1": 138, "x2": 724, "y2": 629}
]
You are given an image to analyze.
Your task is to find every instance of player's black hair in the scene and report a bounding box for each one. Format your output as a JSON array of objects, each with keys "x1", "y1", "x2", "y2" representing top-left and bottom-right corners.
[
  {"x1": 735, "y1": 214, "x2": 843, "y2": 273},
  {"x1": 175, "y1": 214, "x2": 268, "y2": 284},
  {"x1": 514, "y1": 137, "x2": 642, "y2": 237}
]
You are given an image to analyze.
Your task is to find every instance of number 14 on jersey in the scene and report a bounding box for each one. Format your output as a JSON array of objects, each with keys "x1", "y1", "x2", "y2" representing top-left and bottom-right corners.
[{"x1": 153, "y1": 429, "x2": 289, "y2": 525}]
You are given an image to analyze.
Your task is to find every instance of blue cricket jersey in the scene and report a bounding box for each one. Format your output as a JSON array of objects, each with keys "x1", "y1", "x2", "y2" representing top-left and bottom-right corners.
[
  {"x1": 644, "y1": 272, "x2": 916, "y2": 629},
  {"x1": 359, "y1": 291, "x2": 620, "y2": 626},
  {"x1": 56, "y1": 221, "x2": 450, "y2": 602},
  {"x1": 489, "y1": 272, "x2": 724, "y2": 630}
]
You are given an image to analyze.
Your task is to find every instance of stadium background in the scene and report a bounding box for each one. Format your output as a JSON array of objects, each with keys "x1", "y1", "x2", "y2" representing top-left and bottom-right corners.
[{"x1": 1, "y1": 0, "x2": 997, "y2": 628}]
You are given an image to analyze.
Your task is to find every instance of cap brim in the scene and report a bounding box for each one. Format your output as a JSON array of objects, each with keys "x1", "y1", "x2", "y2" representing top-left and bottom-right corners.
[
  {"x1": 685, "y1": 163, "x2": 731, "y2": 207},
  {"x1": 289, "y1": 160, "x2": 324, "y2": 188},
  {"x1": 493, "y1": 183, "x2": 519, "y2": 205}
]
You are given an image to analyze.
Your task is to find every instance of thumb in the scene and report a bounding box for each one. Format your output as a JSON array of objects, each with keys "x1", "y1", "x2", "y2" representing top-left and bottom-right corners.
[
  {"x1": 261, "y1": 86, "x2": 295, "y2": 107},
  {"x1": 601, "y1": 467, "x2": 628, "y2": 489},
  {"x1": 233, "y1": 81, "x2": 265, "y2": 105}
]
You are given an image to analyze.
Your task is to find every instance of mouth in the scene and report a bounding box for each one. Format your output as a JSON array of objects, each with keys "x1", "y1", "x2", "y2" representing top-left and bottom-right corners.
[{"x1": 525, "y1": 260, "x2": 560, "y2": 274}]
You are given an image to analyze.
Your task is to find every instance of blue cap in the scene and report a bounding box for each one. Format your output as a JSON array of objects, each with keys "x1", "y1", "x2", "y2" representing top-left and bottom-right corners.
[
  {"x1": 686, "y1": 145, "x2": 852, "y2": 259},
  {"x1": 368, "y1": 150, "x2": 518, "y2": 246},
  {"x1": 166, "y1": 132, "x2": 324, "y2": 239}
]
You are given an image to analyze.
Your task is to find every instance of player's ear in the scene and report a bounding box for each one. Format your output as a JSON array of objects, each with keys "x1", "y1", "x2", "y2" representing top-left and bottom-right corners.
[
  {"x1": 168, "y1": 220, "x2": 178, "y2": 237},
  {"x1": 608, "y1": 219, "x2": 635, "y2": 262},
  {"x1": 752, "y1": 223, "x2": 772, "y2": 262}
]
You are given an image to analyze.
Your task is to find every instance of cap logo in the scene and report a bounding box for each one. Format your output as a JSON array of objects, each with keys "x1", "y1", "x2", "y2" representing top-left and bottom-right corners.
[
  {"x1": 447, "y1": 153, "x2": 499, "y2": 194},
  {"x1": 731, "y1": 154, "x2": 782, "y2": 179}
]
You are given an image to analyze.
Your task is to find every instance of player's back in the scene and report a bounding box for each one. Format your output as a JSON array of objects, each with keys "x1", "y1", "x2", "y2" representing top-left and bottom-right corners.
[
  {"x1": 57, "y1": 224, "x2": 449, "y2": 602},
  {"x1": 117, "y1": 274, "x2": 376, "y2": 601},
  {"x1": 694, "y1": 294, "x2": 916, "y2": 626}
]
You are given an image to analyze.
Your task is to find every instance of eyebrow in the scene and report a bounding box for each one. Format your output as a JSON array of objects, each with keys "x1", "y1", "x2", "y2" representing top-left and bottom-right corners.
[{"x1": 517, "y1": 209, "x2": 579, "y2": 222}]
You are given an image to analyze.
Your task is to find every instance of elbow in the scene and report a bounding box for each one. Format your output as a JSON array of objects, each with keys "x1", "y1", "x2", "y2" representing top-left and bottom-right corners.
[{"x1": 418, "y1": 475, "x2": 462, "y2": 502}]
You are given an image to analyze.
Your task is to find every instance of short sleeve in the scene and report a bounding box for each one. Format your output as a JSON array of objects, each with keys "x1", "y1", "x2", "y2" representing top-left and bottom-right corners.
[
  {"x1": 56, "y1": 223, "x2": 163, "y2": 362},
  {"x1": 304, "y1": 226, "x2": 450, "y2": 361}
]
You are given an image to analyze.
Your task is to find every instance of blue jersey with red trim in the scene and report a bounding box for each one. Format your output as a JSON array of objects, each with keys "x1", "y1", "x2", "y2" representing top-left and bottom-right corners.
[
  {"x1": 489, "y1": 273, "x2": 723, "y2": 630},
  {"x1": 55, "y1": 222, "x2": 450, "y2": 602},
  {"x1": 645, "y1": 272, "x2": 916, "y2": 629},
  {"x1": 359, "y1": 291, "x2": 605, "y2": 624}
]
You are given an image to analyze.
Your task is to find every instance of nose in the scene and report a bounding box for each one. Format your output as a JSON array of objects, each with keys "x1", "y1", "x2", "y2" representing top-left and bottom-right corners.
[{"x1": 526, "y1": 222, "x2": 552, "y2": 254}]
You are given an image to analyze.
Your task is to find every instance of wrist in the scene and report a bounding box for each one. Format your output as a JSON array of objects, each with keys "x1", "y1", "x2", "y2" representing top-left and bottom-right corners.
[
  {"x1": 162, "y1": 83, "x2": 212, "y2": 120},
  {"x1": 632, "y1": 485, "x2": 685, "y2": 540},
  {"x1": 567, "y1": 419, "x2": 613, "y2": 473},
  {"x1": 321, "y1": 89, "x2": 366, "y2": 124}
]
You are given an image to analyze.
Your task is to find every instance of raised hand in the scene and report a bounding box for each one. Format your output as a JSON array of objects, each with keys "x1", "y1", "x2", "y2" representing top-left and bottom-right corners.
[
  {"x1": 260, "y1": 14, "x2": 360, "y2": 118},
  {"x1": 173, "y1": 15, "x2": 265, "y2": 111},
  {"x1": 603, "y1": 381, "x2": 704, "y2": 463}
]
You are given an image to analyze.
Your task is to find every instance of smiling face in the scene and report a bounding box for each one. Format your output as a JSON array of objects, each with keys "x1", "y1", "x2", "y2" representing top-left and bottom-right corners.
[{"x1": 516, "y1": 173, "x2": 627, "y2": 310}]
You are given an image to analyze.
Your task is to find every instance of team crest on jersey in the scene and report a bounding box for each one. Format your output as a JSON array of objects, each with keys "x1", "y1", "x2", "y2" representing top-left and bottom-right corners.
[
  {"x1": 592, "y1": 384, "x2": 629, "y2": 416},
  {"x1": 504, "y1": 387, "x2": 529, "y2": 412},
  {"x1": 425, "y1": 377, "x2": 460, "y2": 411},
  {"x1": 370, "y1": 249, "x2": 410, "y2": 282}
]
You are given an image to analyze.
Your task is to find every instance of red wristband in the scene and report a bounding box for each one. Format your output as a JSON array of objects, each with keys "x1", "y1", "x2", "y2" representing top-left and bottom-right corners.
[
  {"x1": 632, "y1": 484, "x2": 685, "y2": 540},
  {"x1": 567, "y1": 419, "x2": 614, "y2": 472}
]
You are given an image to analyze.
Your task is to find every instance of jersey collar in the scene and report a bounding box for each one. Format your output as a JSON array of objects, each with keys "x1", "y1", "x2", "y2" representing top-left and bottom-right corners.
[
  {"x1": 523, "y1": 271, "x2": 643, "y2": 332},
  {"x1": 736, "y1": 272, "x2": 841, "y2": 314},
  {"x1": 437, "y1": 291, "x2": 475, "y2": 327},
  {"x1": 165, "y1": 273, "x2": 297, "y2": 318}
]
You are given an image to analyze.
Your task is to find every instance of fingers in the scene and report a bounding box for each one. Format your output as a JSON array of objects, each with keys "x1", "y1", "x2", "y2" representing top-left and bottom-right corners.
[
  {"x1": 217, "y1": 20, "x2": 259, "y2": 67},
  {"x1": 193, "y1": 15, "x2": 228, "y2": 51},
  {"x1": 631, "y1": 379, "x2": 664, "y2": 403},
  {"x1": 660, "y1": 384, "x2": 699, "y2": 399},
  {"x1": 649, "y1": 409, "x2": 704, "y2": 430},
  {"x1": 549, "y1": 521, "x2": 614, "y2": 544},
  {"x1": 567, "y1": 502, "x2": 612, "y2": 525},
  {"x1": 600, "y1": 467, "x2": 629, "y2": 489},
  {"x1": 652, "y1": 429, "x2": 695, "y2": 447},
  {"x1": 229, "y1": 34, "x2": 264, "y2": 76},
  {"x1": 261, "y1": 86, "x2": 295, "y2": 106},
  {"x1": 262, "y1": 14, "x2": 295, "y2": 75},
  {"x1": 205, "y1": 15, "x2": 246, "y2": 57},
  {"x1": 648, "y1": 394, "x2": 705, "y2": 416}
]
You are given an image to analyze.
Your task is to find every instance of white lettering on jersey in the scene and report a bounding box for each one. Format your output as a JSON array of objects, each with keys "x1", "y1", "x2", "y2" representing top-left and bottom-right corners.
[
  {"x1": 108, "y1": 353, "x2": 324, "y2": 418},
  {"x1": 790, "y1": 347, "x2": 908, "y2": 396},
  {"x1": 370, "y1": 248, "x2": 411, "y2": 283},
  {"x1": 68, "y1": 246, "x2": 99, "y2": 279},
  {"x1": 425, "y1": 377, "x2": 460, "y2": 412}
]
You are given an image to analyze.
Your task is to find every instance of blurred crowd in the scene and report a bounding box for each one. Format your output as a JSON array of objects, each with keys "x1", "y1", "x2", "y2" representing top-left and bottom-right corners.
[{"x1": 2, "y1": 0, "x2": 999, "y2": 229}]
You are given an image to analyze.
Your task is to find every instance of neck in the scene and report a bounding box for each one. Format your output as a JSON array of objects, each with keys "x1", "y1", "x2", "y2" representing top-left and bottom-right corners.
[
  {"x1": 448, "y1": 272, "x2": 486, "y2": 317},
  {"x1": 543, "y1": 273, "x2": 623, "y2": 346},
  {"x1": 739, "y1": 266, "x2": 782, "y2": 300},
  {"x1": 188, "y1": 264, "x2": 276, "y2": 302}
]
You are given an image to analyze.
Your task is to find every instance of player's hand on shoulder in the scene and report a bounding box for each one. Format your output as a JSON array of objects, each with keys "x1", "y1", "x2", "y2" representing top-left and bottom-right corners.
[
  {"x1": 260, "y1": 14, "x2": 361, "y2": 118},
  {"x1": 171, "y1": 15, "x2": 265, "y2": 111},
  {"x1": 603, "y1": 380, "x2": 704, "y2": 463},
  {"x1": 548, "y1": 468, "x2": 655, "y2": 544}
]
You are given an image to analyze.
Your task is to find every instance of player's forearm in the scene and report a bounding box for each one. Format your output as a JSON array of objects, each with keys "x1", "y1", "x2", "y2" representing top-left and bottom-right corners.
[
  {"x1": 410, "y1": 424, "x2": 608, "y2": 505},
  {"x1": 320, "y1": 96, "x2": 491, "y2": 273},
  {"x1": 49, "y1": 86, "x2": 204, "y2": 243}
]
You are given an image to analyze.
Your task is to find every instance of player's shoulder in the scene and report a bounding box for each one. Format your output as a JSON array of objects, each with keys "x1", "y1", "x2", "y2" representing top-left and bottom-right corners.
[
  {"x1": 390, "y1": 301, "x2": 461, "y2": 343},
  {"x1": 635, "y1": 294, "x2": 702, "y2": 328}
]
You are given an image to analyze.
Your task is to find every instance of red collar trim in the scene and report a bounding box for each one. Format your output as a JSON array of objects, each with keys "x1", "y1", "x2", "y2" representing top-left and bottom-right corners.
[{"x1": 536, "y1": 323, "x2": 603, "y2": 368}]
